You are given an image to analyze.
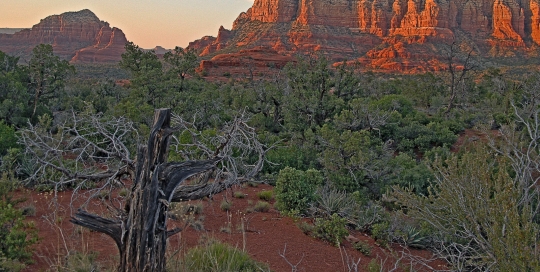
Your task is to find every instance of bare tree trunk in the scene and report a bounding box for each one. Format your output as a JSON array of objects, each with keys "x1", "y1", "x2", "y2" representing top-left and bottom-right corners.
[
  {"x1": 71, "y1": 109, "x2": 217, "y2": 272},
  {"x1": 443, "y1": 39, "x2": 475, "y2": 117}
]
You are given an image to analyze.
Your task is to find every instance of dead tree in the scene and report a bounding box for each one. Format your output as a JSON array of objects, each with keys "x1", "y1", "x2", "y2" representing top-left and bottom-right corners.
[
  {"x1": 68, "y1": 109, "x2": 219, "y2": 271},
  {"x1": 443, "y1": 39, "x2": 477, "y2": 116},
  {"x1": 19, "y1": 107, "x2": 268, "y2": 271}
]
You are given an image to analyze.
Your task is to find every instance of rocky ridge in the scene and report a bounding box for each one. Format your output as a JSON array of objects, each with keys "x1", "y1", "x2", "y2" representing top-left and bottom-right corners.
[
  {"x1": 191, "y1": 0, "x2": 540, "y2": 72},
  {"x1": 0, "y1": 9, "x2": 128, "y2": 63},
  {"x1": 0, "y1": 28, "x2": 28, "y2": 34}
]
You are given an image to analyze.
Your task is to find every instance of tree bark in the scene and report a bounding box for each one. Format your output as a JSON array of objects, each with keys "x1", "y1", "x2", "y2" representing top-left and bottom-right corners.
[{"x1": 71, "y1": 109, "x2": 217, "y2": 272}]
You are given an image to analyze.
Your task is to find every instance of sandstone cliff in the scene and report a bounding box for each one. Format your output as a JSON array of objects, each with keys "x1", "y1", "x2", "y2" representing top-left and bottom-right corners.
[
  {"x1": 192, "y1": 0, "x2": 540, "y2": 72},
  {"x1": 0, "y1": 9, "x2": 127, "y2": 63}
]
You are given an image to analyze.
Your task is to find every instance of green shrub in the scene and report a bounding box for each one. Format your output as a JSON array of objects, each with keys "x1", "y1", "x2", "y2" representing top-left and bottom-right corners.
[
  {"x1": 352, "y1": 240, "x2": 372, "y2": 256},
  {"x1": 388, "y1": 153, "x2": 434, "y2": 195},
  {"x1": 394, "y1": 225, "x2": 427, "y2": 249},
  {"x1": 96, "y1": 190, "x2": 110, "y2": 200},
  {"x1": 233, "y1": 191, "x2": 246, "y2": 199},
  {"x1": 0, "y1": 121, "x2": 17, "y2": 156},
  {"x1": 256, "y1": 190, "x2": 273, "y2": 201},
  {"x1": 253, "y1": 201, "x2": 271, "y2": 212},
  {"x1": 311, "y1": 187, "x2": 357, "y2": 218},
  {"x1": 367, "y1": 258, "x2": 382, "y2": 272},
  {"x1": 247, "y1": 182, "x2": 259, "y2": 188},
  {"x1": 0, "y1": 257, "x2": 25, "y2": 272},
  {"x1": 370, "y1": 94, "x2": 414, "y2": 117},
  {"x1": 313, "y1": 213, "x2": 348, "y2": 247},
  {"x1": 0, "y1": 174, "x2": 39, "y2": 269},
  {"x1": 263, "y1": 145, "x2": 318, "y2": 174},
  {"x1": 118, "y1": 188, "x2": 130, "y2": 198},
  {"x1": 182, "y1": 239, "x2": 270, "y2": 272},
  {"x1": 61, "y1": 251, "x2": 102, "y2": 272},
  {"x1": 220, "y1": 201, "x2": 232, "y2": 212},
  {"x1": 296, "y1": 221, "x2": 314, "y2": 235},
  {"x1": 371, "y1": 221, "x2": 390, "y2": 247},
  {"x1": 274, "y1": 167, "x2": 323, "y2": 215},
  {"x1": 353, "y1": 201, "x2": 387, "y2": 232},
  {"x1": 392, "y1": 146, "x2": 540, "y2": 270}
]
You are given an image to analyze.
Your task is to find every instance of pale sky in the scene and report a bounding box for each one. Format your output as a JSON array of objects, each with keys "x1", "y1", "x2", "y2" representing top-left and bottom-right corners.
[{"x1": 1, "y1": 0, "x2": 254, "y2": 49}]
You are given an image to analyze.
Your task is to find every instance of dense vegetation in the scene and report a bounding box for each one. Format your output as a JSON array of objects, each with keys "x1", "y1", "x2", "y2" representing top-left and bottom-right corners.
[{"x1": 0, "y1": 42, "x2": 539, "y2": 271}]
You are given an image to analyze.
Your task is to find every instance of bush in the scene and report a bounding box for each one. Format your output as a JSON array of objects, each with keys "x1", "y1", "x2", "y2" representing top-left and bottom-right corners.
[
  {"x1": 118, "y1": 188, "x2": 130, "y2": 198},
  {"x1": 394, "y1": 225, "x2": 427, "y2": 249},
  {"x1": 0, "y1": 174, "x2": 39, "y2": 270},
  {"x1": 274, "y1": 167, "x2": 323, "y2": 215},
  {"x1": 0, "y1": 257, "x2": 25, "y2": 272},
  {"x1": 263, "y1": 145, "x2": 318, "y2": 174},
  {"x1": 253, "y1": 201, "x2": 271, "y2": 212},
  {"x1": 388, "y1": 153, "x2": 433, "y2": 195},
  {"x1": 61, "y1": 251, "x2": 102, "y2": 272},
  {"x1": 181, "y1": 239, "x2": 270, "y2": 272},
  {"x1": 0, "y1": 121, "x2": 17, "y2": 156},
  {"x1": 352, "y1": 240, "x2": 372, "y2": 256},
  {"x1": 352, "y1": 201, "x2": 387, "y2": 232},
  {"x1": 370, "y1": 94, "x2": 414, "y2": 117},
  {"x1": 220, "y1": 201, "x2": 232, "y2": 212},
  {"x1": 367, "y1": 258, "x2": 382, "y2": 272},
  {"x1": 256, "y1": 190, "x2": 273, "y2": 201},
  {"x1": 392, "y1": 146, "x2": 540, "y2": 270},
  {"x1": 371, "y1": 221, "x2": 390, "y2": 247},
  {"x1": 311, "y1": 187, "x2": 357, "y2": 218},
  {"x1": 296, "y1": 221, "x2": 314, "y2": 235},
  {"x1": 233, "y1": 191, "x2": 246, "y2": 199},
  {"x1": 313, "y1": 213, "x2": 348, "y2": 247}
]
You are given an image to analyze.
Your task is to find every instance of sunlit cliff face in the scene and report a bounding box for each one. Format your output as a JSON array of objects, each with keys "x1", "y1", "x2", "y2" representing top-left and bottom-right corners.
[
  {"x1": 190, "y1": 0, "x2": 540, "y2": 72},
  {"x1": 244, "y1": 0, "x2": 537, "y2": 42},
  {"x1": 0, "y1": 9, "x2": 128, "y2": 63}
]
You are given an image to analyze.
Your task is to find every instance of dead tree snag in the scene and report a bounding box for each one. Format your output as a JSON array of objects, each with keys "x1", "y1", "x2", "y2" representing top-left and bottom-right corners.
[{"x1": 71, "y1": 109, "x2": 217, "y2": 272}]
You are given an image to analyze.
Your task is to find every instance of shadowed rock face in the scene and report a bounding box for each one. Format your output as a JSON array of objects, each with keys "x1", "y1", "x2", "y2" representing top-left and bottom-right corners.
[
  {"x1": 70, "y1": 26, "x2": 128, "y2": 63},
  {"x1": 191, "y1": 0, "x2": 540, "y2": 72},
  {"x1": 0, "y1": 9, "x2": 127, "y2": 63}
]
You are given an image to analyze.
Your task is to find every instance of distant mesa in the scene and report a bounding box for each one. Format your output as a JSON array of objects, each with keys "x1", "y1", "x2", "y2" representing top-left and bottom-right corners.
[
  {"x1": 189, "y1": 0, "x2": 540, "y2": 72},
  {"x1": 0, "y1": 9, "x2": 128, "y2": 64},
  {"x1": 151, "y1": 46, "x2": 171, "y2": 55},
  {"x1": 0, "y1": 28, "x2": 28, "y2": 34}
]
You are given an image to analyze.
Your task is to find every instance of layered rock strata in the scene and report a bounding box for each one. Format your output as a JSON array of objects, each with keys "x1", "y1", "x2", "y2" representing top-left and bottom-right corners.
[
  {"x1": 193, "y1": 0, "x2": 540, "y2": 72},
  {"x1": 0, "y1": 9, "x2": 127, "y2": 63}
]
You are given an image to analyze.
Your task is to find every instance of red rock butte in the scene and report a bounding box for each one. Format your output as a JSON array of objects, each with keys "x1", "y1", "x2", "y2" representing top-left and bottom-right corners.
[
  {"x1": 0, "y1": 9, "x2": 127, "y2": 63},
  {"x1": 189, "y1": 0, "x2": 540, "y2": 72}
]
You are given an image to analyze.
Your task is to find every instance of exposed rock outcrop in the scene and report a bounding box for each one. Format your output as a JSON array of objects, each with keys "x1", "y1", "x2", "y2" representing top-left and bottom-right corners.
[
  {"x1": 152, "y1": 46, "x2": 171, "y2": 55},
  {"x1": 192, "y1": 0, "x2": 540, "y2": 72},
  {"x1": 70, "y1": 26, "x2": 128, "y2": 63},
  {"x1": 0, "y1": 9, "x2": 127, "y2": 63}
]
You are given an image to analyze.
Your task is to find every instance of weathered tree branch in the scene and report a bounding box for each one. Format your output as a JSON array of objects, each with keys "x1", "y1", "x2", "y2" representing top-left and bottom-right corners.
[
  {"x1": 159, "y1": 159, "x2": 219, "y2": 200},
  {"x1": 70, "y1": 209, "x2": 123, "y2": 253}
]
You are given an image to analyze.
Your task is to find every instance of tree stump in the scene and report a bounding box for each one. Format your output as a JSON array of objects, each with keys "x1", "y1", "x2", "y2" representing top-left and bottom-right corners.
[{"x1": 71, "y1": 109, "x2": 217, "y2": 272}]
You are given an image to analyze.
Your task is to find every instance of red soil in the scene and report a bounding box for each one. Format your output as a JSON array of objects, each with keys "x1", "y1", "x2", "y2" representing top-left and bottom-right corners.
[
  {"x1": 18, "y1": 184, "x2": 445, "y2": 272},
  {"x1": 451, "y1": 129, "x2": 502, "y2": 152}
]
